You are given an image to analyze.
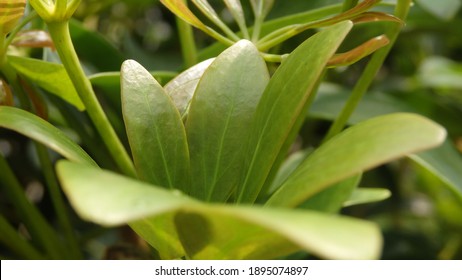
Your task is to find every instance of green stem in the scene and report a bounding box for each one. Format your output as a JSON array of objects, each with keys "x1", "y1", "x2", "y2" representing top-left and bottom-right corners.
[
  {"x1": 0, "y1": 154, "x2": 63, "y2": 259},
  {"x1": 0, "y1": 214, "x2": 45, "y2": 259},
  {"x1": 323, "y1": 0, "x2": 412, "y2": 142},
  {"x1": 47, "y1": 21, "x2": 136, "y2": 177},
  {"x1": 342, "y1": 0, "x2": 359, "y2": 12},
  {"x1": 35, "y1": 145, "x2": 82, "y2": 259},
  {"x1": 176, "y1": 12, "x2": 198, "y2": 68}
]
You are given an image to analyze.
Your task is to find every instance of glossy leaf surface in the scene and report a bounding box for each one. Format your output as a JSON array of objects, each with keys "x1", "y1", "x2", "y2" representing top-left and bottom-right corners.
[
  {"x1": 267, "y1": 113, "x2": 446, "y2": 207},
  {"x1": 0, "y1": 106, "x2": 95, "y2": 165},
  {"x1": 7, "y1": 56, "x2": 84, "y2": 110},
  {"x1": 121, "y1": 60, "x2": 190, "y2": 191},
  {"x1": 238, "y1": 21, "x2": 353, "y2": 203},
  {"x1": 186, "y1": 40, "x2": 269, "y2": 201},
  {"x1": 58, "y1": 161, "x2": 382, "y2": 260}
]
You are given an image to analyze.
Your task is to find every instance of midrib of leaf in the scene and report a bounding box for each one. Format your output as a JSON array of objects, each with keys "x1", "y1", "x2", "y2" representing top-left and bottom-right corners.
[
  {"x1": 142, "y1": 91, "x2": 174, "y2": 189},
  {"x1": 206, "y1": 100, "x2": 237, "y2": 201}
]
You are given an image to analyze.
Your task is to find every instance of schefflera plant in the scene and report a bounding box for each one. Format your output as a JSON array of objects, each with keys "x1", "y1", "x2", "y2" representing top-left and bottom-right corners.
[{"x1": 54, "y1": 21, "x2": 446, "y2": 260}]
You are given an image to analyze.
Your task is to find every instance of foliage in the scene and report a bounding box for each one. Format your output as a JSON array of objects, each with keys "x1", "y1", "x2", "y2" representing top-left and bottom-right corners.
[{"x1": 0, "y1": 0, "x2": 461, "y2": 260}]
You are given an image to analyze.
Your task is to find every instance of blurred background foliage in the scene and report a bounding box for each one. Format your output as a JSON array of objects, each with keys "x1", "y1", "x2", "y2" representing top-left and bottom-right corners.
[{"x1": 1, "y1": 0, "x2": 462, "y2": 259}]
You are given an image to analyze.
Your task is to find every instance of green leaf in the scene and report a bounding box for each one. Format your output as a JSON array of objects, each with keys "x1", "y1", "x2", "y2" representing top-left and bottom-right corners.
[
  {"x1": 410, "y1": 140, "x2": 462, "y2": 202},
  {"x1": 237, "y1": 21, "x2": 353, "y2": 203},
  {"x1": 267, "y1": 113, "x2": 446, "y2": 208},
  {"x1": 343, "y1": 188, "x2": 392, "y2": 207},
  {"x1": 57, "y1": 160, "x2": 382, "y2": 260},
  {"x1": 164, "y1": 58, "x2": 214, "y2": 118},
  {"x1": 415, "y1": 0, "x2": 461, "y2": 21},
  {"x1": 0, "y1": 106, "x2": 96, "y2": 166},
  {"x1": 300, "y1": 174, "x2": 362, "y2": 213},
  {"x1": 186, "y1": 40, "x2": 269, "y2": 201},
  {"x1": 121, "y1": 59, "x2": 190, "y2": 191},
  {"x1": 310, "y1": 87, "x2": 462, "y2": 207},
  {"x1": 7, "y1": 55, "x2": 85, "y2": 111}
]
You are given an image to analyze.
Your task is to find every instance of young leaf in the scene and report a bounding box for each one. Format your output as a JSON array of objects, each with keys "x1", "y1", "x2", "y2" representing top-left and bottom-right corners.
[
  {"x1": 186, "y1": 40, "x2": 269, "y2": 201},
  {"x1": 327, "y1": 35, "x2": 390, "y2": 68},
  {"x1": 0, "y1": 106, "x2": 96, "y2": 166},
  {"x1": 237, "y1": 21, "x2": 353, "y2": 203},
  {"x1": 57, "y1": 160, "x2": 382, "y2": 260},
  {"x1": 121, "y1": 59, "x2": 190, "y2": 191},
  {"x1": 343, "y1": 188, "x2": 392, "y2": 207},
  {"x1": 250, "y1": 0, "x2": 274, "y2": 20},
  {"x1": 224, "y1": 0, "x2": 249, "y2": 39},
  {"x1": 7, "y1": 56, "x2": 85, "y2": 110},
  {"x1": 266, "y1": 113, "x2": 446, "y2": 208},
  {"x1": 0, "y1": 0, "x2": 26, "y2": 35},
  {"x1": 164, "y1": 58, "x2": 214, "y2": 118}
]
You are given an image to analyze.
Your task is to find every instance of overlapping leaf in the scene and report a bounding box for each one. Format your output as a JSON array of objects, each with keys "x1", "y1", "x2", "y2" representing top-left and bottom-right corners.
[
  {"x1": 0, "y1": 106, "x2": 96, "y2": 165},
  {"x1": 57, "y1": 160, "x2": 382, "y2": 260},
  {"x1": 186, "y1": 40, "x2": 269, "y2": 201},
  {"x1": 266, "y1": 113, "x2": 446, "y2": 207},
  {"x1": 121, "y1": 60, "x2": 190, "y2": 191},
  {"x1": 237, "y1": 21, "x2": 353, "y2": 203}
]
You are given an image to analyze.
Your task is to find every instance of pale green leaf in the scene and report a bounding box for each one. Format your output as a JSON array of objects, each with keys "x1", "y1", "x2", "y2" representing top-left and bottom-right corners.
[
  {"x1": 237, "y1": 21, "x2": 353, "y2": 203},
  {"x1": 164, "y1": 58, "x2": 214, "y2": 118},
  {"x1": 0, "y1": 106, "x2": 96, "y2": 165},
  {"x1": 224, "y1": 0, "x2": 249, "y2": 38},
  {"x1": 121, "y1": 59, "x2": 190, "y2": 191},
  {"x1": 186, "y1": 40, "x2": 269, "y2": 201},
  {"x1": 57, "y1": 161, "x2": 382, "y2": 260},
  {"x1": 343, "y1": 188, "x2": 392, "y2": 207},
  {"x1": 267, "y1": 113, "x2": 446, "y2": 207},
  {"x1": 7, "y1": 56, "x2": 84, "y2": 111}
]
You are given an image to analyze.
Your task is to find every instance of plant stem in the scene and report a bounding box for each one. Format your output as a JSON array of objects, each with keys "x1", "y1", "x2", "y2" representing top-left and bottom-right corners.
[
  {"x1": 47, "y1": 21, "x2": 136, "y2": 177},
  {"x1": 0, "y1": 214, "x2": 45, "y2": 259},
  {"x1": 0, "y1": 154, "x2": 63, "y2": 259},
  {"x1": 35, "y1": 144, "x2": 82, "y2": 259},
  {"x1": 323, "y1": 0, "x2": 412, "y2": 142},
  {"x1": 342, "y1": 0, "x2": 359, "y2": 12},
  {"x1": 176, "y1": 11, "x2": 198, "y2": 68}
]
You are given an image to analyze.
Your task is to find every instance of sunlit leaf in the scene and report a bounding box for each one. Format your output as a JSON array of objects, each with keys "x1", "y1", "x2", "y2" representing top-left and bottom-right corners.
[
  {"x1": 0, "y1": 0, "x2": 26, "y2": 34},
  {"x1": 7, "y1": 55, "x2": 85, "y2": 110},
  {"x1": 121, "y1": 60, "x2": 191, "y2": 191},
  {"x1": 58, "y1": 160, "x2": 382, "y2": 260},
  {"x1": 327, "y1": 35, "x2": 390, "y2": 68},
  {"x1": 343, "y1": 188, "x2": 392, "y2": 207},
  {"x1": 267, "y1": 113, "x2": 446, "y2": 207},
  {"x1": 186, "y1": 40, "x2": 269, "y2": 201},
  {"x1": 0, "y1": 106, "x2": 96, "y2": 166},
  {"x1": 238, "y1": 21, "x2": 353, "y2": 203},
  {"x1": 164, "y1": 58, "x2": 214, "y2": 118}
]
